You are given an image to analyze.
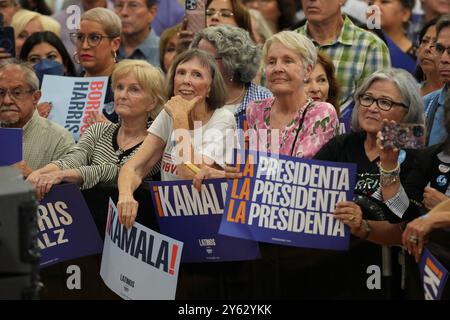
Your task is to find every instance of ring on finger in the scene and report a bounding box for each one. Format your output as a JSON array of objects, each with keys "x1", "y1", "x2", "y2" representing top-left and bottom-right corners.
[{"x1": 349, "y1": 215, "x2": 355, "y2": 221}]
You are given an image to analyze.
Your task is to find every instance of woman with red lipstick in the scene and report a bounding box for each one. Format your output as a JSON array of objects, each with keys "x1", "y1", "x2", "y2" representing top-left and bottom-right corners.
[
  {"x1": 416, "y1": 18, "x2": 444, "y2": 96},
  {"x1": 304, "y1": 51, "x2": 341, "y2": 115},
  {"x1": 70, "y1": 8, "x2": 121, "y2": 123}
]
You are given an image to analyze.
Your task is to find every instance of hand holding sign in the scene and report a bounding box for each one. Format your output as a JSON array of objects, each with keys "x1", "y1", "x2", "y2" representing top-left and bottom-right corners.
[
  {"x1": 402, "y1": 216, "x2": 432, "y2": 262},
  {"x1": 117, "y1": 193, "x2": 139, "y2": 229},
  {"x1": 334, "y1": 201, "x2": 364, "y2": 235},
  {"x1": 34, "y1": 172, "x2": 64, "y2": 200}
]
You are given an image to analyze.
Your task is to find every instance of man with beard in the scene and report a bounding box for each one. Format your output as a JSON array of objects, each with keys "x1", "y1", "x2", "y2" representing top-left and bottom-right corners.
[{"x1": 0, "y1": 60, "x2": 74, "y2": 176}]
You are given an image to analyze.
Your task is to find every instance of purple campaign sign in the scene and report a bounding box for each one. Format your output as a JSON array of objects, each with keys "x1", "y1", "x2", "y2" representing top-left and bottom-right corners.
[
  {"x1": 219, "y1": 149, "x2": 356, "y2": 251},
  {"x1": 38, "y1": 183, "x2": 103, "y2": 268},
  {"x1": 148, "y1": 179, "x2": 260, "y2": 263},
  {"x1": 420, "y1": 248, "x2": 449, "y2": 300},
  {"x1": 0, "y1": 128, "x2": 22, "y2": 166}
]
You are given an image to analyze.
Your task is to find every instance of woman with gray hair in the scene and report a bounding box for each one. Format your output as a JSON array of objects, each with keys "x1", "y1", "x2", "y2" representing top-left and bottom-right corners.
[{"x1": 190, "y1": 24, "x2": 271, "y2": 127}]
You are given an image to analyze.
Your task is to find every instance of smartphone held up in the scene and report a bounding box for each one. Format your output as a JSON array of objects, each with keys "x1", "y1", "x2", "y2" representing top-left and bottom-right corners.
[
  {"x1": 380, "y1": 122, "x2": 425, "y2": 150},
  {"x1": 185, "y1": 0, "x2": 206, "y2": 34}
]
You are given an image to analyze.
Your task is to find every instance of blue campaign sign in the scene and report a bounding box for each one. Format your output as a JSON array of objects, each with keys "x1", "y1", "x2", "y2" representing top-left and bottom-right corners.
[
  {"x1": 420, "y1": 248, "x2": 449, "y2": 300},
  {"x1": 38, "y1": 183, "x2": 103, "y2": 267},
  {"x1": 219, "y1": 149, "x2": 357, "y2": 251},
  {"x1": 148, "y1": 179, "x2": 260, "y2": 263},
  {"x1": 0, "y1": 128, "x2": 22, "y2": 166}
]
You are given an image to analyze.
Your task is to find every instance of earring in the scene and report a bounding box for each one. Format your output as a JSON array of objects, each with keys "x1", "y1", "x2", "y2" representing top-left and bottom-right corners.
[
  {"x1": 113, "y1": 51, "x2": 117, "y2": 62},
  {"x1": 73, "y1": 51, "x2": 80, "y2": 64}
]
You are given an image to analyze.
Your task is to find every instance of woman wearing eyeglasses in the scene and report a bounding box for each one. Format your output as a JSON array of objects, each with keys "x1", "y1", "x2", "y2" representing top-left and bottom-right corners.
[
  {"x1": 312, "y1": 69, "x2": 425, "y2": 298},
  {"x1": 69, "y1": 7, "x2": 121, "y2": 123}
]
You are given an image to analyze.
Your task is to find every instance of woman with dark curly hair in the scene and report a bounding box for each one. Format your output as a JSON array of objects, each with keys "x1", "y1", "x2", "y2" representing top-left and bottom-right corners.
[{"x1": 190, "y1": 24, "x2": 271, "y2": 127}]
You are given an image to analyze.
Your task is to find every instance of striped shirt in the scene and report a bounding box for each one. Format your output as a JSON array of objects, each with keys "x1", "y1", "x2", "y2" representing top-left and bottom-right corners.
[
  {"x1": 52, "y1": 122, "x2": 159, "y2": 190},
  {"x1": 1, "y1": 110, "x2": 75, "y2": 170},
  {"x1": 296, "y1": 15, "x2": 391, "y2": 109}
]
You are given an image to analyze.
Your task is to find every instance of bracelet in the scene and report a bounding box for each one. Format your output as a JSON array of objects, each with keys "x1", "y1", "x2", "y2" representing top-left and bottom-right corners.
[
  {"x1": 379, "y1": 162, "x2": 400, "y2": 174},
  {"x1": 379, "y1": 163, "x2": 400, "y2": 187},
  {"x1": 360, "y1": 219, "x2": 372, "y2": 240}
]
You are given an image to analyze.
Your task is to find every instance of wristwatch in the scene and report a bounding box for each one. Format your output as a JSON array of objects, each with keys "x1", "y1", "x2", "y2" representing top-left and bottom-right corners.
[{"x1": 361, "y1": 220, "x2": 372, "y2": 240}]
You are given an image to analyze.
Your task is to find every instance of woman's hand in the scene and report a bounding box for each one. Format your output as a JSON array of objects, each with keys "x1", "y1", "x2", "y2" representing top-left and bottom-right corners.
[
  {"x1": 164, "y1": 95, "x2": 201, "y2": 122},
  {"x1": 224, "y1": 164, "x2": 243, "y2": 180},
  {"x1": 377, "y1": 119, "x2": 399, "y2": 171},
  {"x1": 193, "y1": 166, "x2": 226, "y2": 192},
  {"x1": 402, "y1": 216, "x2": 434, "y2": 262},
  {"x1": 176, "y1": 17, "x2": 194, "y2": 53},
  {"x1": 423, "y1": 186, "x2": 448, "y2": 211},
  {"x1": 0, "y1": 48, "x2": 12, "y2": 60},
  {"x1": 334, "y1": 201, "x2": 364, "y2": 235},
  {"x1": 117, "y1": 193, "x2": 139, "y2": 229},
  {"x1": 37, "y1": 102, "x2": 52, "y2": 118},
  {"x1": 34, "y1": 172, "x2": 64, "y2": 200}
]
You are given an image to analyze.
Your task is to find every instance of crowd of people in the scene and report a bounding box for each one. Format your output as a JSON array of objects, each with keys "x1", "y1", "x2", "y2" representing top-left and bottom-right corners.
[{"x1": 1, "y1": 0, "x2": 450, "y2": 300}]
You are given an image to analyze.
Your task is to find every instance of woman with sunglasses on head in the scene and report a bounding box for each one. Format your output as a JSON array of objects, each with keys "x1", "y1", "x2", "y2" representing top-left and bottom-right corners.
[{"x1": 70, "y1": 7, "x2": 121, "y2": 123}]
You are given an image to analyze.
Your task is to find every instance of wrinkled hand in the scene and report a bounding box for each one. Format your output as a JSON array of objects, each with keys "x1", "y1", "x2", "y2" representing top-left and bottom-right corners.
[
  {"x1": 423, "y1": 186, "x2": 448, "y2": 211},
  {"x1": 334, "y1": 201, "x2": 364, "y2": 235},
  {"x1": 86, "y1": 111, "x2": 110, "y2": 125},
  {"x1": 33, "y1": 172, "x2": 63, "y2": 200},
  {"x1": 37, "y1": 102, "x2": 52, "y2": 118},
  {"x1": 377, "y1": 119, "x2": 400, "y2": 170},
  {"x1": 402, "y1": 216, "x2": 433, "y2": 262},
  {"x1": 12, "y1": 160, "x2": 33, "y2": 177},
  {"x1": 117, "y1": 193, "x2": 139, "y2": 229},
  {"x1": 164, "y1": 95, "x2": 201, "y2": 121},
  {"x1": 224, "y1": 164, "x2": 243, "y2": 180},
  {"x1": 193, "y1": 166, "x2": 226, "y2": 192}
]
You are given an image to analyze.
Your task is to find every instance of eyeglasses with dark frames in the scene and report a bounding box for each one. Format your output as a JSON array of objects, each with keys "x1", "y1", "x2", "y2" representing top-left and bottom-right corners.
[
  {"x1": 0, "y1": 87, "x2": 34, "y2": 101},
  {"x1": 430, "y1": 43, "x2": 450, "y2": 56},
  {"x1": 358, "y1": 94, "x2": 408, "y2": 111},
  {"x1": 69, "y1": 32, "x2": 117, "y2": 47}
]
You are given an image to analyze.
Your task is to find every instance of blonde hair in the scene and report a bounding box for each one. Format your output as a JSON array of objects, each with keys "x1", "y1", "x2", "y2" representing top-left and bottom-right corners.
[
  {"x1": 11, "y1": 9, "x2": 61, "y2": 37},
  {"x1": 112, "y1": 59, "x2": 166, "y2": 120},
  {"x1": 81, "y1": 7, "x2": 122, "y2": 38},
  {"x1": 262, "y1": 31, "x2": 317, "y2": 72}
]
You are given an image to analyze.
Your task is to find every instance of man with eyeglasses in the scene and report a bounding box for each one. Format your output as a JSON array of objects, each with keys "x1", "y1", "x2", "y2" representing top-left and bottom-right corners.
[
  {"x1": 424, "y1": 14, "x2": 450, "y2": 146},
  {"x1": 114, "y1": 0, "x2": 160, "y2": 68},
  {"x1": 0, "y1": 59, "x2": 74, "y2": 177},
  {"x1": 53, "y1": 0, "x2": 115, "y2": 66},
  {"x1": 295, "y1": 0, "x2": 390, "y2": 132}
]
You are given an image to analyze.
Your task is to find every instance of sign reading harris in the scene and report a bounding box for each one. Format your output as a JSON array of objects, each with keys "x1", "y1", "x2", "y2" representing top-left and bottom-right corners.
[
  {"x1": 40, "y1": 75, "x2": 108, "y2": 141},
  {"x1": 420, "y1": 248, "x2": 449, "y2": 300},
  {"x1": 219, "y1": 149, "x2": 356, "y2": 250},
  {"x1": 149, "y1": 179, "x2": 260, "y2": 263},
  {"x1": 0, "y1": 128, "x2": 22, "y2": 166},
  {"x1": 38, "y1": 183, "x2": 103, "y2": 267},
  {"x1": 101, "y1": 199, "x2": 183, "y2": 300}
]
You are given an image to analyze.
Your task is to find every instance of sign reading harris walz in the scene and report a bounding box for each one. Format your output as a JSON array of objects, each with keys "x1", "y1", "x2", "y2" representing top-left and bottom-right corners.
[
  {"x1": 219, "y1": 149, "x2": 356, "y2": 250},
  {"x1": 40, "y1": 75, "x2": 108, "y2": 141},
  {"x1": 149, "y1": 179, "x2": 260, "y2": 263},
  {"x1": 420, "y1": 248, "x2": 449, "y2": 300}
]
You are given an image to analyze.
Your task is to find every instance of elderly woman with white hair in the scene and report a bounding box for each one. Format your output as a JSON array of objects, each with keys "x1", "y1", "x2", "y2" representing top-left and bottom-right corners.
[{"x1": 190, "y1": 24, "x2": 272, "y2": 127}]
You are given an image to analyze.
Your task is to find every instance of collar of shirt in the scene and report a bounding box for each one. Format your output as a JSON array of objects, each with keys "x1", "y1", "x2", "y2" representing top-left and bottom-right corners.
[
  {"x1": 438, "y1": 84, "x2": 449, "y2": 105},
  {"x1": 299, "y1": 14, "x2": 355, "y2": 47},
  {"x1": 118, "y1": 28, "x2": 159, "y2": 61}
]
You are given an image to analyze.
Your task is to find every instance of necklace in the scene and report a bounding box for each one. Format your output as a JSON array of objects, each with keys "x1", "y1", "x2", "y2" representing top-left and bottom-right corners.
[{"x1": 226, "y1": 85, "x2": 246, "y2": 105}]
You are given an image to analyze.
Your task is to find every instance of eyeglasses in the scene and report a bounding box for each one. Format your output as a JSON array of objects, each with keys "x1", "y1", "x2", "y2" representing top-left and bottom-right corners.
[
  {"x1": 0, "y1": 87, "x2": 34, "y2": 101},
  {"x1": 358, "y1": 94, "x2": 408, "y2": 111},
  {"x1": 206, "y1": 9, "x2": 234, "y2": 18},
  {"x1": 69, "y1": 32, "x2": 117, "y2": 47},
  {"x1": 431, "y1": 43, "x2": 450, "y2": 56}
]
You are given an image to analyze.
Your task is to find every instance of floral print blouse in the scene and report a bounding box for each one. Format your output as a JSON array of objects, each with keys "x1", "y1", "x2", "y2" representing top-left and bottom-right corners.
[{"x1": 246, "y1": 98, "x2": 339, "y2": 158}]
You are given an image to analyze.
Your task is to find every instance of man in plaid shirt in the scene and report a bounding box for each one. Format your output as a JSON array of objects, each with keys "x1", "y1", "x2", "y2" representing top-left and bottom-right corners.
[{"x1": 296, "y1": 0, "x2": 391, "y2": 128}]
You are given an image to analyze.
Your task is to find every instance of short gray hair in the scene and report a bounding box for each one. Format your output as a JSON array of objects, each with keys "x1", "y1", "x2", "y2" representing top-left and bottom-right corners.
[
  {"x1": 351, "y1": 68, "x2": 425, "y2": 131},
  {"x1": 81, "y1": 7, "x2": 122, "y2": 37},
  {"x1": 0, "y1": 58, "x2": 39, "y2": 91},
  {"x1": 262, "y1": 31, "x2": 317, "y2": 73},
  {"x1": 190, "y1": 25, "x2": 261, "y2": 84}
]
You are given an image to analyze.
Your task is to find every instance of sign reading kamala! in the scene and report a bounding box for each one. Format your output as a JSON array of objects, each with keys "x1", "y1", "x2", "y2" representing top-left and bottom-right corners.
[
  {"x1": 219, "y1": 149, "x2": 357, "y2": 250},
  {"x1": 101, "y1": 199, "x2": 183, "y2": 300},
  {"x1": 420, "y1": 248, "x2": 449, "y2": 300},
  {"x1": 149, "y1": 179, "x2": 260, "y2": 263},
  {"x1": 38, "y1": 184, "x2": 103, "y2": 268},
  {"x1": 0, "y1": 128, "x2": 21, "y2": 165},
  {"x1": 40, "y1": 75, "x2": 108, "y2": 141}
]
